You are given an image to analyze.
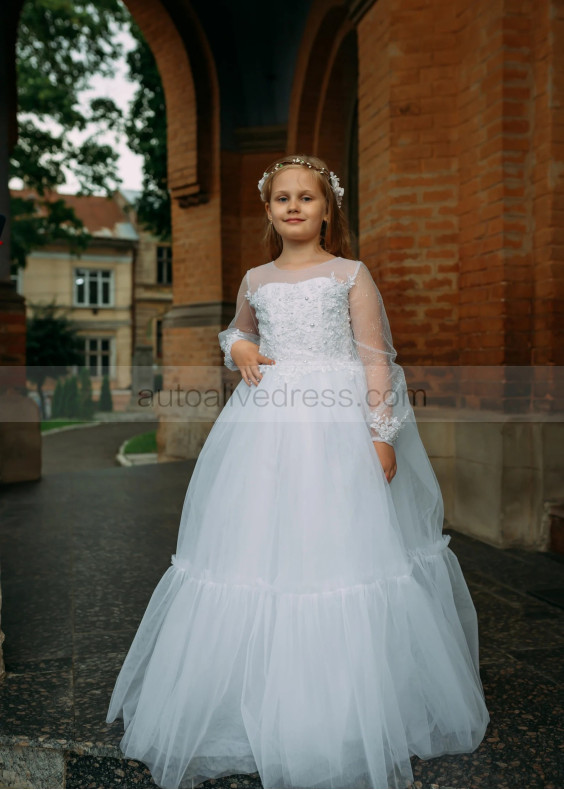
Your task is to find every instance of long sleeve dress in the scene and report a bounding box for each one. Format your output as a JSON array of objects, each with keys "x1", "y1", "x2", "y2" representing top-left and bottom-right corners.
[{"x1": 106, "y1": 256, "x2": 490, "y2": 790}]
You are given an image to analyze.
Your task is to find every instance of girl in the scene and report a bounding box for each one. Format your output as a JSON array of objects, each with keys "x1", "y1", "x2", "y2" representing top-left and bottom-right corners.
[{"x1": 106, "y1": 154, "x2": 490, "y2": 789}]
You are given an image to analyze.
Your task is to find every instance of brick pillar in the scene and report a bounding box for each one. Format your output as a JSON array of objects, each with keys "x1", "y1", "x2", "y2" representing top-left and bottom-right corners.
[
  {"x1": 357, "y1": 0, "x2": 459, "y2": 369},
  {"x1": 457, "y1": 0, "x2": 563, "y2": 410},
  {"x1": 124, "y1": 0, "x2": 225, "y2": 459},
  {"x1": 532, "y1": 1, "x2": 564, "y2": 375}
]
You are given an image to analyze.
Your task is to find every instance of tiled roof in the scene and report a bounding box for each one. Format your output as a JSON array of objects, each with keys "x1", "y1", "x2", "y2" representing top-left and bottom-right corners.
[{"x1": 10, "y1": 188, "x2": 139, "y2": 241}]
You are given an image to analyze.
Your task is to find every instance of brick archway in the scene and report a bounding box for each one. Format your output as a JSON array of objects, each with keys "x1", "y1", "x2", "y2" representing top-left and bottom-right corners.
[
  {"x1": 287, "y1": 0, "x2": 349, "y2": 156},
  {"x1": 123, "y1": 0, "x2": 217, "y2": 211},
  {"x1": 119, "y1": 0, "x2": 224, "y2": 461},
  {"x1": 287, "y1": 1, "x2": 359, "y2": 252}
]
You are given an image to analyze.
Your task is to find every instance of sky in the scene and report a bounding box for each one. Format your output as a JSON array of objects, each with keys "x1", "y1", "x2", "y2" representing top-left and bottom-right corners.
[{"x1": 10, "y1": 28, "x2": 144, "y2": 195}]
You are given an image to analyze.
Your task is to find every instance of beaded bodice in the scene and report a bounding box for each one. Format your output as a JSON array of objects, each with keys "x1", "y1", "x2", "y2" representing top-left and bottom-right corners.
[
  {"x1": 245, "y1": 272, "x2": 358, "y2": 366},
  {"x1": 217, "y1": 258, "x2": 411, "y2": 445}
]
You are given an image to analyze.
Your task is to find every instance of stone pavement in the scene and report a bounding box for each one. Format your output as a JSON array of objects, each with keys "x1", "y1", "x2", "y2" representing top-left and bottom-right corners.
[{"x1": 0, "y1": 423, "x2": 563, "y2": 788}]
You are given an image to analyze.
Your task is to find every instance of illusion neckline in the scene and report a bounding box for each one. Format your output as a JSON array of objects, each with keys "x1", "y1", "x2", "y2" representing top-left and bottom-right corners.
[{"x1": 270, "y1": 257, "x2": 341, "y2": 272}]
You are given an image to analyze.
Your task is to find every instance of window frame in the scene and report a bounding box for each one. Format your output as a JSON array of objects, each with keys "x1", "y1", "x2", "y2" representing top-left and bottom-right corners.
[
  {"x1": 82, "y1": 336, "x2": 115, "y2": 379},
  {"x1": 156, "y1": 245, "x2": 172, "y2": 286},
  {"x1": 73, "y1": 267, "x2": 114, "y2": 308}
]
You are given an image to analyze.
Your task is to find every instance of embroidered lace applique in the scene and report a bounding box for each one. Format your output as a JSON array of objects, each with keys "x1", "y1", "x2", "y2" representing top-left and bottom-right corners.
[
  {"x1": 244, "y1": 272, "x2": 357, "y2": 382},
  {"x1": 369, "y1": 408, "x2": 409, "y2": 445},
  {"x1": 220, "y1": 264, "x2": 410, "y2": 446}
]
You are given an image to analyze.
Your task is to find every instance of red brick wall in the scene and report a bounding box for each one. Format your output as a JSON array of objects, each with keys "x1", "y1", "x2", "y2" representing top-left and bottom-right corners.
[
  {"x1": 0, "y1": 288, "x2": 26, "y2": 389},
  {"x1": 220, "y1": 150, "x2": 286, "y2": 306},
  {"x1": 358, "y1": 0, "x2": 459, "y2": 367},
  {"x1": 533, "y1": 1, "x2": 564, "y2": 368},
  {"x1": 354, "y1": 0, "x2": 563, "y2": 410}
]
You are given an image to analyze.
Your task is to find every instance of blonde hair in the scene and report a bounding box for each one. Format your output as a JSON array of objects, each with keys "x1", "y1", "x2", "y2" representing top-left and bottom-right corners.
[{"x1": 258, "y1": 154, "x2": 353, "y2": 261}]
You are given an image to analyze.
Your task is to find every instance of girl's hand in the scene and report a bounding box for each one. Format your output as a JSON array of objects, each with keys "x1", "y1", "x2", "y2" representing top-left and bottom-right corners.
[
  {"x1": 373, "y1": 441, "x2": 397, "y2": 484},
  {"x1": 231, "y1": 340, "x2": 276, "y2": 386}
]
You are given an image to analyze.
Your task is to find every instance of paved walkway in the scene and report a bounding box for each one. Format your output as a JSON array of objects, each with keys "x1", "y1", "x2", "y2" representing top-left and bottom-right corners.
[
  {"x1": 0, "y1": 424, "x2": 563, "y2": 788},
  {"x1": 41, "y1": 418, "x2": 160, "y2": 476}
]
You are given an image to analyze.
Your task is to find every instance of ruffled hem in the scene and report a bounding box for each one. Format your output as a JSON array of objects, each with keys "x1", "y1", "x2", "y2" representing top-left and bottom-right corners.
[{"x1": 106, "y1": 535, "x2": 489, "y2": 789}]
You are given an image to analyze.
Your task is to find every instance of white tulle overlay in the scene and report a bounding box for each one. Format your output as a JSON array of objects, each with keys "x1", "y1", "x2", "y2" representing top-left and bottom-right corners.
[{"x1": 106, "y1": 258, "x2": 490, "y2": 789}]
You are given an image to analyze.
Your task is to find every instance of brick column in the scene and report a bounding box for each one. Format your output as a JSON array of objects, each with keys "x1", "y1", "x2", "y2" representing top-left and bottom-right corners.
[{"x1": 357, "y1": 0, "x2": 460, "y2": 369}]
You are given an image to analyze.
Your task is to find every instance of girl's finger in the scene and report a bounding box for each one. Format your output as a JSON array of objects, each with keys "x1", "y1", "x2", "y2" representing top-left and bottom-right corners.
[{"x1": 247, "y1": 367, "x2": 260, "y2": 386}]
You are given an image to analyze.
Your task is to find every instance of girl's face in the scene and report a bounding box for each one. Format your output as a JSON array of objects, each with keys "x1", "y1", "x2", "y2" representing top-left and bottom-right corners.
[{"x1": 265, "y1": 167, "x2": 329, "y2": 244}]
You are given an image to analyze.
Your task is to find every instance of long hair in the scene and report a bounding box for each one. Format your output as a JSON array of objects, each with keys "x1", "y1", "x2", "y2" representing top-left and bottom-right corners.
[{"x1": 258, "y1": 154, "x2": 353, "y2": 261}]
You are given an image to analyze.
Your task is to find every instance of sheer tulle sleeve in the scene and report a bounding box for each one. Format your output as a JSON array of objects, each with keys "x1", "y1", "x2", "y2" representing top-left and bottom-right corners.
[
  {"x1": 349, "y1": 262, "x2": 412, "y2": 447},
  {"x1": 218, "y1": 271, "x2": 260, "y2": 371}
]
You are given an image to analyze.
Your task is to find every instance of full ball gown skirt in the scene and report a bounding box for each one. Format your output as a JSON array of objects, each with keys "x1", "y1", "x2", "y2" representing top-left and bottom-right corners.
[{"x1": 106, "y1": 259, "x2": 490, "y2": 789}]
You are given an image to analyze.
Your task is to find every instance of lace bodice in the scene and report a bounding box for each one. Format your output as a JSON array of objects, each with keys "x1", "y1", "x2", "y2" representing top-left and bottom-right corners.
[
  {"x1": 218, "y1": 258, "x2": 411, "y2": 445},
  {"x1": 246, "y1": 269, "x2": 358, "y2": 365}
]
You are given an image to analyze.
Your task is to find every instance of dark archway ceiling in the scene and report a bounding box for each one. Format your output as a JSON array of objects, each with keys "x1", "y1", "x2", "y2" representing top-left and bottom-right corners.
[{"x1": 190, "y1": 0, "x2": 313, "y2": 149}]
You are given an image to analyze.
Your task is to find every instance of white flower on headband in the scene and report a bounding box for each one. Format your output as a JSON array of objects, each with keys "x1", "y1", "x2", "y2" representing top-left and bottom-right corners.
[
  {"x1": 257, "y1": 171, "x2": 269, "y2": 194},
  {"x1": 329, "y1": 171, "x2": 344, "y2": 208}
]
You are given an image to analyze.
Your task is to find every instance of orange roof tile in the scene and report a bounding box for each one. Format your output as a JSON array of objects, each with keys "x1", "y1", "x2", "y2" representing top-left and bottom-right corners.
[{"x1": 10, "y1": 188, "x2": 138, "y2": 240}]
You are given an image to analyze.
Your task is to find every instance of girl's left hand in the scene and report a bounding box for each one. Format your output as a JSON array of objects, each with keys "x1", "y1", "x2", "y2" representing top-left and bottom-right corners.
[{"x1": 373, "y1": 442, "x2": 397, "y2": 484}]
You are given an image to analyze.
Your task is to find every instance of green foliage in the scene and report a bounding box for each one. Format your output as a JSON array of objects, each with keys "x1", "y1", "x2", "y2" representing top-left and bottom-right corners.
[
  {"x1": 59, "y1": 376, "x2": 70, "y2": 417},
  {"x1": 26, "y1": 300, "x2": 84, "y2": 416},
  {"x1": 50, "y1": 370, "x2": 94, "y2": 419},
  {"x1": 124, "y1": 430, "x2": 157, "y2": 454},
  {"x1": 98, "y1": 374, "x2": 113, "y2": 412},
  {"x1": 66, "y1": 375, "x2": 80, "y2": 418},
  {"x1": 41, "y1": 419, "x2": 89, "y2": 432},
  {"x1": 51, "y1": 378, "x2": 63, "y2": 418},
  {"x1": 125, "y1": 22, "x2": 170, "y2": 239},
  {"x1": 78, "y1": 366, "x2": 95, "y2": 419},
  {"x1": 11, "y1": 0, "x2": 130, "y2": 268}
]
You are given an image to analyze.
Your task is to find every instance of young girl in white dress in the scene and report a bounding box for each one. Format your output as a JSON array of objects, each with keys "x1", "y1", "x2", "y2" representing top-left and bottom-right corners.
[{"x1": 106, "y1": 154, "x2": 490, "y2": 789}]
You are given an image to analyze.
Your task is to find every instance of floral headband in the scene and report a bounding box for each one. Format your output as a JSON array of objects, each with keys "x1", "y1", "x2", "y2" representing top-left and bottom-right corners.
[{"x1": 258, "y1": 157, "x2": 344, "y2": 208}]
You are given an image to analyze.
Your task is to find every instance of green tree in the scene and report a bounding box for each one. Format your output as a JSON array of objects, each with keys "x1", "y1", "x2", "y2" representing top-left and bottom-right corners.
[
  {"x1": 125, "y1": 22, "x2": 170, "y2": 239},
  {"x1": 11, "y1": 0, "x2": 130, "y2": 271},
  {"x1": 98, "y1": 374, "x2": 114, "y2": 412},
  {"x1": 26, "y1": 301, "x2": 84, "y2": 417}
]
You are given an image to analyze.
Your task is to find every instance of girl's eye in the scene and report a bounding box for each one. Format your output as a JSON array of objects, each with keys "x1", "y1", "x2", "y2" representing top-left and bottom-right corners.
[{"x1": 277, "y1": 196, "x2": 313, "y2": 202}]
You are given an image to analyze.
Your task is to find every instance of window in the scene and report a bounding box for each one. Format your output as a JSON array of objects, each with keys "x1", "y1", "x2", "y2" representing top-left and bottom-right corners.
[
  {"x1": 156, "y1": 245, "x2": 172, "y2": 285},
  {"x1": 84, "y1": 337, "x2": 111, "y2": 377},
  {"x1": 74, "y1": 268, "x2": 113, "y2": 307}
]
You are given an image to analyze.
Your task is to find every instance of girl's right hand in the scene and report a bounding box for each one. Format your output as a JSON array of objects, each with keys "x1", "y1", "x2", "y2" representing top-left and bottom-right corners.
[{"x1": 231, "y1": 340, "x2": 276, "y2": 386}]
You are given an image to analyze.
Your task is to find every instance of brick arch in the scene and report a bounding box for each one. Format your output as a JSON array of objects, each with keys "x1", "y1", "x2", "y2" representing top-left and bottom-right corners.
[
  {"x1": 287, "y1": 2, "x2": 358, "y2": 248},
  {"x1": 123, "y1": 0, "x2": 218, "y2": 209},
  {"x1": 287, "y1": 0, "x2": 352, "y2": 156},
  {"x1": 314, "y1": 29, "x2": 358, "y2": 208}
]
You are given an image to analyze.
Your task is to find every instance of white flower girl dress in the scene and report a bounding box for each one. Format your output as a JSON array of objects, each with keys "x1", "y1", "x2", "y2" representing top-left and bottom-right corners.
[{"x1": 106, "y1": 257, "x2": 490, "y2": 789}]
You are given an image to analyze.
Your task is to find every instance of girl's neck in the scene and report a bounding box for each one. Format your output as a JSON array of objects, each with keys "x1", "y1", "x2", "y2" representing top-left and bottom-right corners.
[{"x1": 274, "y1": 245, "x2": 337, "y2": 270}]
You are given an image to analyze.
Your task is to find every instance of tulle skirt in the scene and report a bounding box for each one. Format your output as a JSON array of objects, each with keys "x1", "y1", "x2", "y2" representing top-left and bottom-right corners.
[{"x1": 106, "y1": 364, "x2": 490, "y2": 789}]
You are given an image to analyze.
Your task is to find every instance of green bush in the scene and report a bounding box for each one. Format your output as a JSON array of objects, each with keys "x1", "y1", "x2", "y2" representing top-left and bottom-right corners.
[
  {"x1": 78, "y1": 367, "x2": 95, "y2": 419},
  {"x1": 66, "y1": 376, "x2": 80, "y2": 418},
  {"x1": 98, "y1": 374, "x2": 113, "y2": 412},
  {"x1": 51, "y1": 378, "x2": 63, "y2": 419}
]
